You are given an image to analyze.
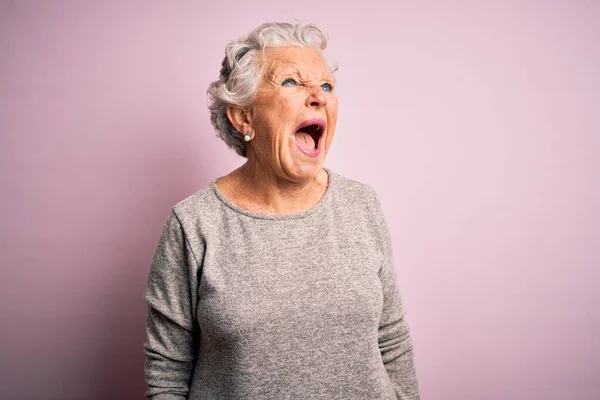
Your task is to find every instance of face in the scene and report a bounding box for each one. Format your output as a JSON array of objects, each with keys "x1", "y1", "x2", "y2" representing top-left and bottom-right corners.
[{"x1": 245, "y1": 46, "x2": 338, "y2": 183}]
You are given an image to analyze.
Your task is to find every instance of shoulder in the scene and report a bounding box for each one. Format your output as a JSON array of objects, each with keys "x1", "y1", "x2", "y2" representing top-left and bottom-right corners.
[
  {"x1": 328, "y1": 170, "x2": 389, "y2": 253},
  {"x1": 328, "y1": 170, "x2": 388, "y2": 236},
  {"x1": 158, "y1": 183, "x2": 225, "y2": 250},
  {"x1": 170, "y1": 184, "x2": 220, "y2": 225},
  {"x1": 329, "y1": 170, "x2": 382, "y2": 211}
]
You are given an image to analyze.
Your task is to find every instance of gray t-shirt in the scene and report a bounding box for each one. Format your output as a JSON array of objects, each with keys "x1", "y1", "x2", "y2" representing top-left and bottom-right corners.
[{"x1": 144, "y1": 170, "x2": 419, "y2": 399}]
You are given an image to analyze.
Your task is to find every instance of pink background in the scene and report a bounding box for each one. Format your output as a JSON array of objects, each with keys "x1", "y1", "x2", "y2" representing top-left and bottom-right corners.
[{"x1": 1, "y1": 1, "x2": 598, "y2": 399}]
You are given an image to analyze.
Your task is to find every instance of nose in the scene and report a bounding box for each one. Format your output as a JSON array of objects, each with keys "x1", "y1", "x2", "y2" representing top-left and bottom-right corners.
[{"x1": 305, "y1": 84, "x2": 327, "y2": 108}]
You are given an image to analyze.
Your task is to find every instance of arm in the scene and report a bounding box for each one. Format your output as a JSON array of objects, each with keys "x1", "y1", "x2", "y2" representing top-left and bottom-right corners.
[
  {"x1": 144, "y1": 211, "x2": 201, "y2": 399},
  {"x1": 373, "y1": 192, "x2": 420, "y2": 400}
]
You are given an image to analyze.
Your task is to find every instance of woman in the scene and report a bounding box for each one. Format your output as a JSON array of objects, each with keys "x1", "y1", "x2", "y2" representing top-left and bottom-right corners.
[{"x1": 144, "y1": 22, "x2": 419, "y2": 399}]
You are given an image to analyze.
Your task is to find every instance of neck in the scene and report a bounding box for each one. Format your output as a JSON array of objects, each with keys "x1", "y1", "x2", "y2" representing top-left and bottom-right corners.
[{"x1": 232, "y1": 160, "x2": 328, "y2": 215}]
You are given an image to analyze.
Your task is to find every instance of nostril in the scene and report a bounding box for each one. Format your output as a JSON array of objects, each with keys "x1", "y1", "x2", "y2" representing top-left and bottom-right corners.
[
  {"x1": 310, "y1": 98, "x2": 327, "y2": 107},
  {"x1": 308, "y1": 89, "x2": 327, "y2": 107}
]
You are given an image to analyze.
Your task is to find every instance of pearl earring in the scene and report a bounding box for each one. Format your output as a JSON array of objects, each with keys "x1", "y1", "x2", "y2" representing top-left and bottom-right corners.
[{"x1": 244, "y1": 130, "x2": 253, "y2": 142}]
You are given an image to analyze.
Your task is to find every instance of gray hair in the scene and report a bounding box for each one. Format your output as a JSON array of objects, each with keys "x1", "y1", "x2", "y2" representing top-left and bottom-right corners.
[{"x1": 207, "y1": 22, "x2": 336, "y2": 157}]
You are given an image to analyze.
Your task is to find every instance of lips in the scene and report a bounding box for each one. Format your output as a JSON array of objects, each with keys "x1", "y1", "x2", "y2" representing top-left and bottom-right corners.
[{"x1": 294, "y1": 118, "x2": 326, "y2": 156}]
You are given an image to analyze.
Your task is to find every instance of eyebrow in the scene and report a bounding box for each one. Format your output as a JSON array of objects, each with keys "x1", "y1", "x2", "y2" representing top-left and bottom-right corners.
[
  {"x1": 268, "y1": 64, "x2": 302, "y2": 80},
  {"x1": 268, "y1": 65, "x2": 332, "y2": 83}
]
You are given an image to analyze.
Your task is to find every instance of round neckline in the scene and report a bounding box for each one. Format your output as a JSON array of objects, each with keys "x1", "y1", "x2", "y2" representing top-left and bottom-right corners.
[{"x1": 211, "y1": 168, "x2": 335, "y2": 220}]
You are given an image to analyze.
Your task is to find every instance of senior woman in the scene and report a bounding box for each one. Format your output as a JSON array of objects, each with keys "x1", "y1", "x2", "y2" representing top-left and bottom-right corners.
[{"x1": 144, "y1": 22, "x2": 419, "y2": 399}]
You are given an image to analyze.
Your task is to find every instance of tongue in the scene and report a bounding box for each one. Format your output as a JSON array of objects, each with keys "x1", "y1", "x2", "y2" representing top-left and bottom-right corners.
[{"x1": 295, "y1": 132, "x2": 316, "y2": 150}]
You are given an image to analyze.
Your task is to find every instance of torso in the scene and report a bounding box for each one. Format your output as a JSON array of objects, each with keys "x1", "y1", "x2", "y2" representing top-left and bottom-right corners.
[{"x1": 173, "y1": 171, "x2": 398, "y2": 399}]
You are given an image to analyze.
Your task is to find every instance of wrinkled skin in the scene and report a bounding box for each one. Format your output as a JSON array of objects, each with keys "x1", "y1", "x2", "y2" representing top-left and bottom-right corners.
[{"x1": 220, "y1": 46, "x2": 339, "y2": 215}]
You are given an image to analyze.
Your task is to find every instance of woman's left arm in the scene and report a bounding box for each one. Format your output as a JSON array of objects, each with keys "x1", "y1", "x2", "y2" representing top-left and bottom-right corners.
[{"x1": 373, "y1": 191, "x2": 420, "y2": 400}]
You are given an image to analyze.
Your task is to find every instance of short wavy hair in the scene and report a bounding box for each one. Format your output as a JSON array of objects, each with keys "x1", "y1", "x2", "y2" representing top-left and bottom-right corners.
[{"x1": 207, "y1": 22, "x2": 336, "y2": 157}]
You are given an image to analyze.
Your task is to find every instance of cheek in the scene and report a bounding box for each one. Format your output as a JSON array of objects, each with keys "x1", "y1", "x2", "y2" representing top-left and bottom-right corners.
[
  {"x1": 280, "y1": 95, "x2": 302, "y2": 114},
  {"x1": 270, "y1": 97, "x2": 301, "y2": 140},
  {"x1": 254, "y1": 100, "x2": 296, "y2": 149},
  {"x1": 325, "y1": 101, "x2": 338, "y2": 148},
  {"x1": 260, "y1": 95, "x2": 296, "y2": 125},
  {"x1": 327, "y1": 102, "x2": 339, "y2": 126}
]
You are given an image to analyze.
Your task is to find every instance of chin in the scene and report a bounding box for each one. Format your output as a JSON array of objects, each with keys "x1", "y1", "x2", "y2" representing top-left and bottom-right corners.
[{"x1": 283, "y1": 160, "x2": 323, "y2": 182}]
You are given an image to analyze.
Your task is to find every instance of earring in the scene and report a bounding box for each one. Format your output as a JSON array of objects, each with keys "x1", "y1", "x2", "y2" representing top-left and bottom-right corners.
[{"x1": 244, "y1": 130, "x2": 253, "y2": 142}]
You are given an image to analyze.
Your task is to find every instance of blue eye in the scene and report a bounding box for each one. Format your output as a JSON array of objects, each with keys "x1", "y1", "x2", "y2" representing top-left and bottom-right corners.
[
  {"x1": 321, "y1": 82, "x2": 333, "y2": 92},
  {"x1": 282, "y1": 78, "x2": 298, "y2": 87}
]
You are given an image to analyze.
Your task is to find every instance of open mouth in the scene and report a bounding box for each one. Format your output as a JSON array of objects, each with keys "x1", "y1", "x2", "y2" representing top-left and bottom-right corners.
[{"x1": 294, "y1": 119, "x2": 326, "y2": 152}]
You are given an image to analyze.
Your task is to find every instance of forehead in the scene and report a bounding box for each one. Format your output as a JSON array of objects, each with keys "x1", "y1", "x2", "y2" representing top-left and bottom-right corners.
[{"x1": 262, "y1": 46, "x2": 331, "y2": 79}]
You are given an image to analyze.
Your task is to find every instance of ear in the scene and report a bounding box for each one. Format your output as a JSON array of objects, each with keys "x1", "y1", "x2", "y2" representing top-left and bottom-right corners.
[{"x1": 226, "y1": 105, "x2": 252, "y2": 136}]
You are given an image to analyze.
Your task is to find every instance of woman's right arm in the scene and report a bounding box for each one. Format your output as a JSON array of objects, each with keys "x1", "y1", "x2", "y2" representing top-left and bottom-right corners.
[{"x1": 144, "y1": 211, "x2": 201, "y2": 399}]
